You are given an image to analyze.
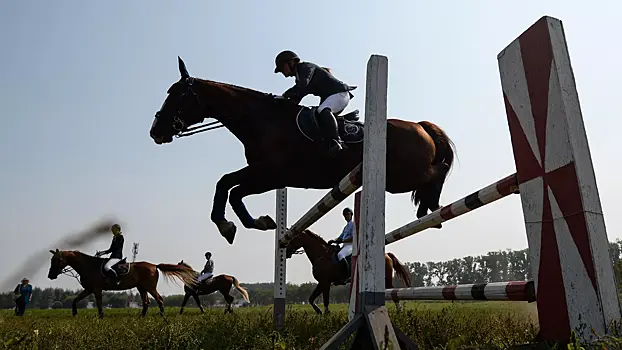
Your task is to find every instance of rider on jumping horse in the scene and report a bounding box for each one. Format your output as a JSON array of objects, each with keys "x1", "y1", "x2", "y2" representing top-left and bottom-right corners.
[
  {"x1": 274, "y1": 50, "x2": 356, "y2": 156},
  {"x1": 96, "y1": 224, "x2": 125, "y2": 285}
]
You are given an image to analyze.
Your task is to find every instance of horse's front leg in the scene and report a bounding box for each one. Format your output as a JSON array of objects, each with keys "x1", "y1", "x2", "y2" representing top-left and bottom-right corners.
[
  {"x1": 192, "y1": 293, "x2": 204, "y2": 313},
  {"x1": 210, "y1": 167, "x2": 253, "y2": 244},
  {"x1": 228, "y1": 179, "x2": 280, "y2": 232},
  {"x1": 179, "y1": 293, "x2": 191, "y2": 315},
  {"x1": 321, "y1": 283, "x2": 331, "y2": 315},
  {"x1": 308, "y1": 283, "x2": 324, "y2": 315},
  {"x1": 72, "y1": 289, "x2": 92, "y2": 316}
]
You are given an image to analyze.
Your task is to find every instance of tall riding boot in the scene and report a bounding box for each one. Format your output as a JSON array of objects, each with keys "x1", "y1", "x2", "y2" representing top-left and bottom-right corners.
[
  {"x1": 339, "y1": 259, "x2": 351, "y2": 284},
  {"x1": 317, "y1": 108, "x2": 344, "y2": 156},
  {"x1": 107, "y1": 269, "x2": 120, "y2": 285}
]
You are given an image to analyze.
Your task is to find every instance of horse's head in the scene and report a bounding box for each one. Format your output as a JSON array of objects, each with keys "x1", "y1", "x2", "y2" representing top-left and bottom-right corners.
[
  {"x1": 285, "y1": 229, "x2": 331, "y2": 258},
  {"x1": 285, "y1": 233, "x2": 304, "y2": 259},
  {"x1": 47, "y1": 249, "x2": 67, "y2": 280},
  {"x1": 150, "y1": 56, "x2": 296, "y2": 146},
  {"x1": 150, "y1": 57, "x2": 212, "y2": 144}
]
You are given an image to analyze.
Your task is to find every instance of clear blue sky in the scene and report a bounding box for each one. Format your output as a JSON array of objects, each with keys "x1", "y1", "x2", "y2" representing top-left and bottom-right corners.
[{"x1": 2, "y1": 1, "x2": 621, "y2": 296}]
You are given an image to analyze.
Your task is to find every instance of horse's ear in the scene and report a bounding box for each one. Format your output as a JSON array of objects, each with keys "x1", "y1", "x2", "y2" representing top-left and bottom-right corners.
[
  {"x1": 180, "y1": 260, "x2": 184, "y2": 264},
  {"x1": 178, "y1": 56, "x2": 190, "y2": 79},
  {"x1": 49, "y1": 250, "x2": 55, "y2": 255}
]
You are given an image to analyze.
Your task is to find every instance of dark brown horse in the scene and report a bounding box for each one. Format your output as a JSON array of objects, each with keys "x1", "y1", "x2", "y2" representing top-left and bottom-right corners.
[
  {"x1": 47, "y1": 249, "x2": 197, "y2": 318},
  {"x1": 285, "y1": 230, "x2": 412, "y2": 315},
  {"x1": 176, "y1": 260, "x2": 250, "y2": 314},
  {"x1": 149, "y1": 57, "x2": 456, "y2": 245}
]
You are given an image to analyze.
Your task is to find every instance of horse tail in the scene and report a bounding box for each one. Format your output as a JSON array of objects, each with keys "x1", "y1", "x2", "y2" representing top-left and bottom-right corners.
[
  {"x1": 387, "y1": 252, "x2": 412, "y2": 288},
  {"x1": 418, "y1": 121, "x2": 455, "y2": 170},
  {"x1": 231, "y1": 276, "x2": 250, "y2": 303},
  {"x1": 156, "y1": 264, "x2": 199, "y2": 288},
  {"x1": 411, "y1": 121, "x2": 456, "y2": 215}
]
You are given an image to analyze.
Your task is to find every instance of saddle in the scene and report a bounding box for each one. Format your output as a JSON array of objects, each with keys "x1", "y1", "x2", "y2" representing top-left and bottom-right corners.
[
  {"x1": 100, "y1": 258, "x2": 131, "y2": 277},
  {"x1": 296, "y1": 107, "x2": 365, "y2": 144}
]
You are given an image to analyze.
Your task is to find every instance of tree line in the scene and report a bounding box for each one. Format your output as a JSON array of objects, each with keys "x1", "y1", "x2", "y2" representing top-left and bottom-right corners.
[{"x1": 3, "y1": 239, "x2": 622, "y2": 309}]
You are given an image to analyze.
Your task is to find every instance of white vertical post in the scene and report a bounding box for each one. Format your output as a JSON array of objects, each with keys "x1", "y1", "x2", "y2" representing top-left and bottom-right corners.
[
  {"x1": 273, "y1": 188, "x2": 287, "y2": 329},
  {"x1": 322, "y1": 54, "x2": 415, "y2": 350},
  {"x1": 357, "y1": 55, "x2": 389, "y2": 310}
]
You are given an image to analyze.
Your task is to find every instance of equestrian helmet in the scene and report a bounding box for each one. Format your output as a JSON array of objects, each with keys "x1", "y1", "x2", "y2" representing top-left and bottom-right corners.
[
  {"x1": 274, "y1": 50, "x2": 300, "y2": 73},
  {"x1": 111, "y1": 224, "x2": 122, "y2": 235}
]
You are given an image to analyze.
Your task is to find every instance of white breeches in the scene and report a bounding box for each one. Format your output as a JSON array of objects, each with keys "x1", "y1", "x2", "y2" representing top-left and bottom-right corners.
[
  {"x1": 337, "y1": 243, "x2": 353, "y2": 260},
  {"x1": 104, "y1": 258, "x2": 121, "y2": 271},
  {"x1": 198, "y1": 272, "x2": 213, "y2": 282},
  {"x1": 318, "y1": 91, "x2": 351, "y2": 115}
]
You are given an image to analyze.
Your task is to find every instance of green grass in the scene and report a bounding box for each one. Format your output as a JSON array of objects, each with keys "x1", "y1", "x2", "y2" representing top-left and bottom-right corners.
[{"x1": 0, "y1": 301, "x2": 610, "y2": 349}]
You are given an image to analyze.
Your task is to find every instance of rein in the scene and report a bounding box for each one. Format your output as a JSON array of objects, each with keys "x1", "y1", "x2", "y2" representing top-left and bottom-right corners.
[
  {"x1": 61, "y1": 266, "x2": 82, "y2": 286},
  {"x1": 175, "y1": 120, "x2": 225, "y2": 138}
]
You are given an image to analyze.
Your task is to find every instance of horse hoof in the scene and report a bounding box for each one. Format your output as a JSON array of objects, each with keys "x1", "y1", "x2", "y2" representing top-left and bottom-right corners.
[
  {"x1": 217, "y1": 221, "x2": 236, "y2": 244},
  {"x1": 254, "y1": 216, "x2": 277, "y2": 230}
]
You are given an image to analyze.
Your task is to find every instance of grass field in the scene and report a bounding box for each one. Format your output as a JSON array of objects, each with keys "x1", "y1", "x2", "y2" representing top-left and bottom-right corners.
[{"x1": 0, "y1": 300, "x2": 590, "y2": 349}]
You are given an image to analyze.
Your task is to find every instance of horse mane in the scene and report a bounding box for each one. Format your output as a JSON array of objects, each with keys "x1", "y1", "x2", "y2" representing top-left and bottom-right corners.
[
  {"x1": 195, "y1": 78, "x2": 278, "y2": 102},
  {"x1": 178, "y1": 261, "x2": 192, "y2": 269},
  {"x1": 193, "y1": 77, "x2": 303, "y2": 117}
]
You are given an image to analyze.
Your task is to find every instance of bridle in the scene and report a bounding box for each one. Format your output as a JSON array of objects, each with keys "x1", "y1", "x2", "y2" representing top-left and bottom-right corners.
[{"x1": 155, "y1": 77, "x2": 225, "y2": 138}]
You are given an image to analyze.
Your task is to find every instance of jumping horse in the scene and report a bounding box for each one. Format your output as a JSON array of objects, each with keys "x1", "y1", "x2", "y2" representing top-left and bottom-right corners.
[
  {"x1": 176, "y1": 260, "x2": 250, "y2": 314},
  {"x1": 47, "y1": 249, "x2": 197, "y2": 318},
  {"x1": 285, "y1": 229, "x2": 412, "y2": 314},
  {"x1": 149, "y1": 57, "x2": 456, "y2": 245}
]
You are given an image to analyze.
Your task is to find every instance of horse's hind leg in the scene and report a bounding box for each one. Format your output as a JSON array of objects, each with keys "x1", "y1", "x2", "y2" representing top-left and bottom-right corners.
[
  {"x1": 147, "y1": 288, "x2": 165, "y2": 316},
  {"x1": 138, "y1": 288, "x2": 149, "y2": 316},
  {"x1": 414, "y1": 162, "x2": 450, "y2": 224},
  {"x1": 222, "y1": 291, "x2": 234, "y2": 314}
]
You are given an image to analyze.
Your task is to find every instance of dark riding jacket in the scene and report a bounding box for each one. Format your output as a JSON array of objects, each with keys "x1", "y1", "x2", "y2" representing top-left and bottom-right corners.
[
  {"x1": 282, "y1": 62, "x2": 355, "y2": 104},
  {"x1": 108, "y1": 235, "x2": 124, "y2": 259}
]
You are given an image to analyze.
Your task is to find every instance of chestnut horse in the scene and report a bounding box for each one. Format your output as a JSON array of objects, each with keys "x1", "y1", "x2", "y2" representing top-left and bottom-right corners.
[
  {"x1": 176, "y1": 260, "x2": 250, "y2": 314},
  {"x1": 149, "y1": 57, "x2": 456, "y2": 246},
  {"x1": 285, "y1": 229, "x2": 412, "y2": 315},
  {"x1": 47, "y1": 249, "x2": 197, "y2": 318}
]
